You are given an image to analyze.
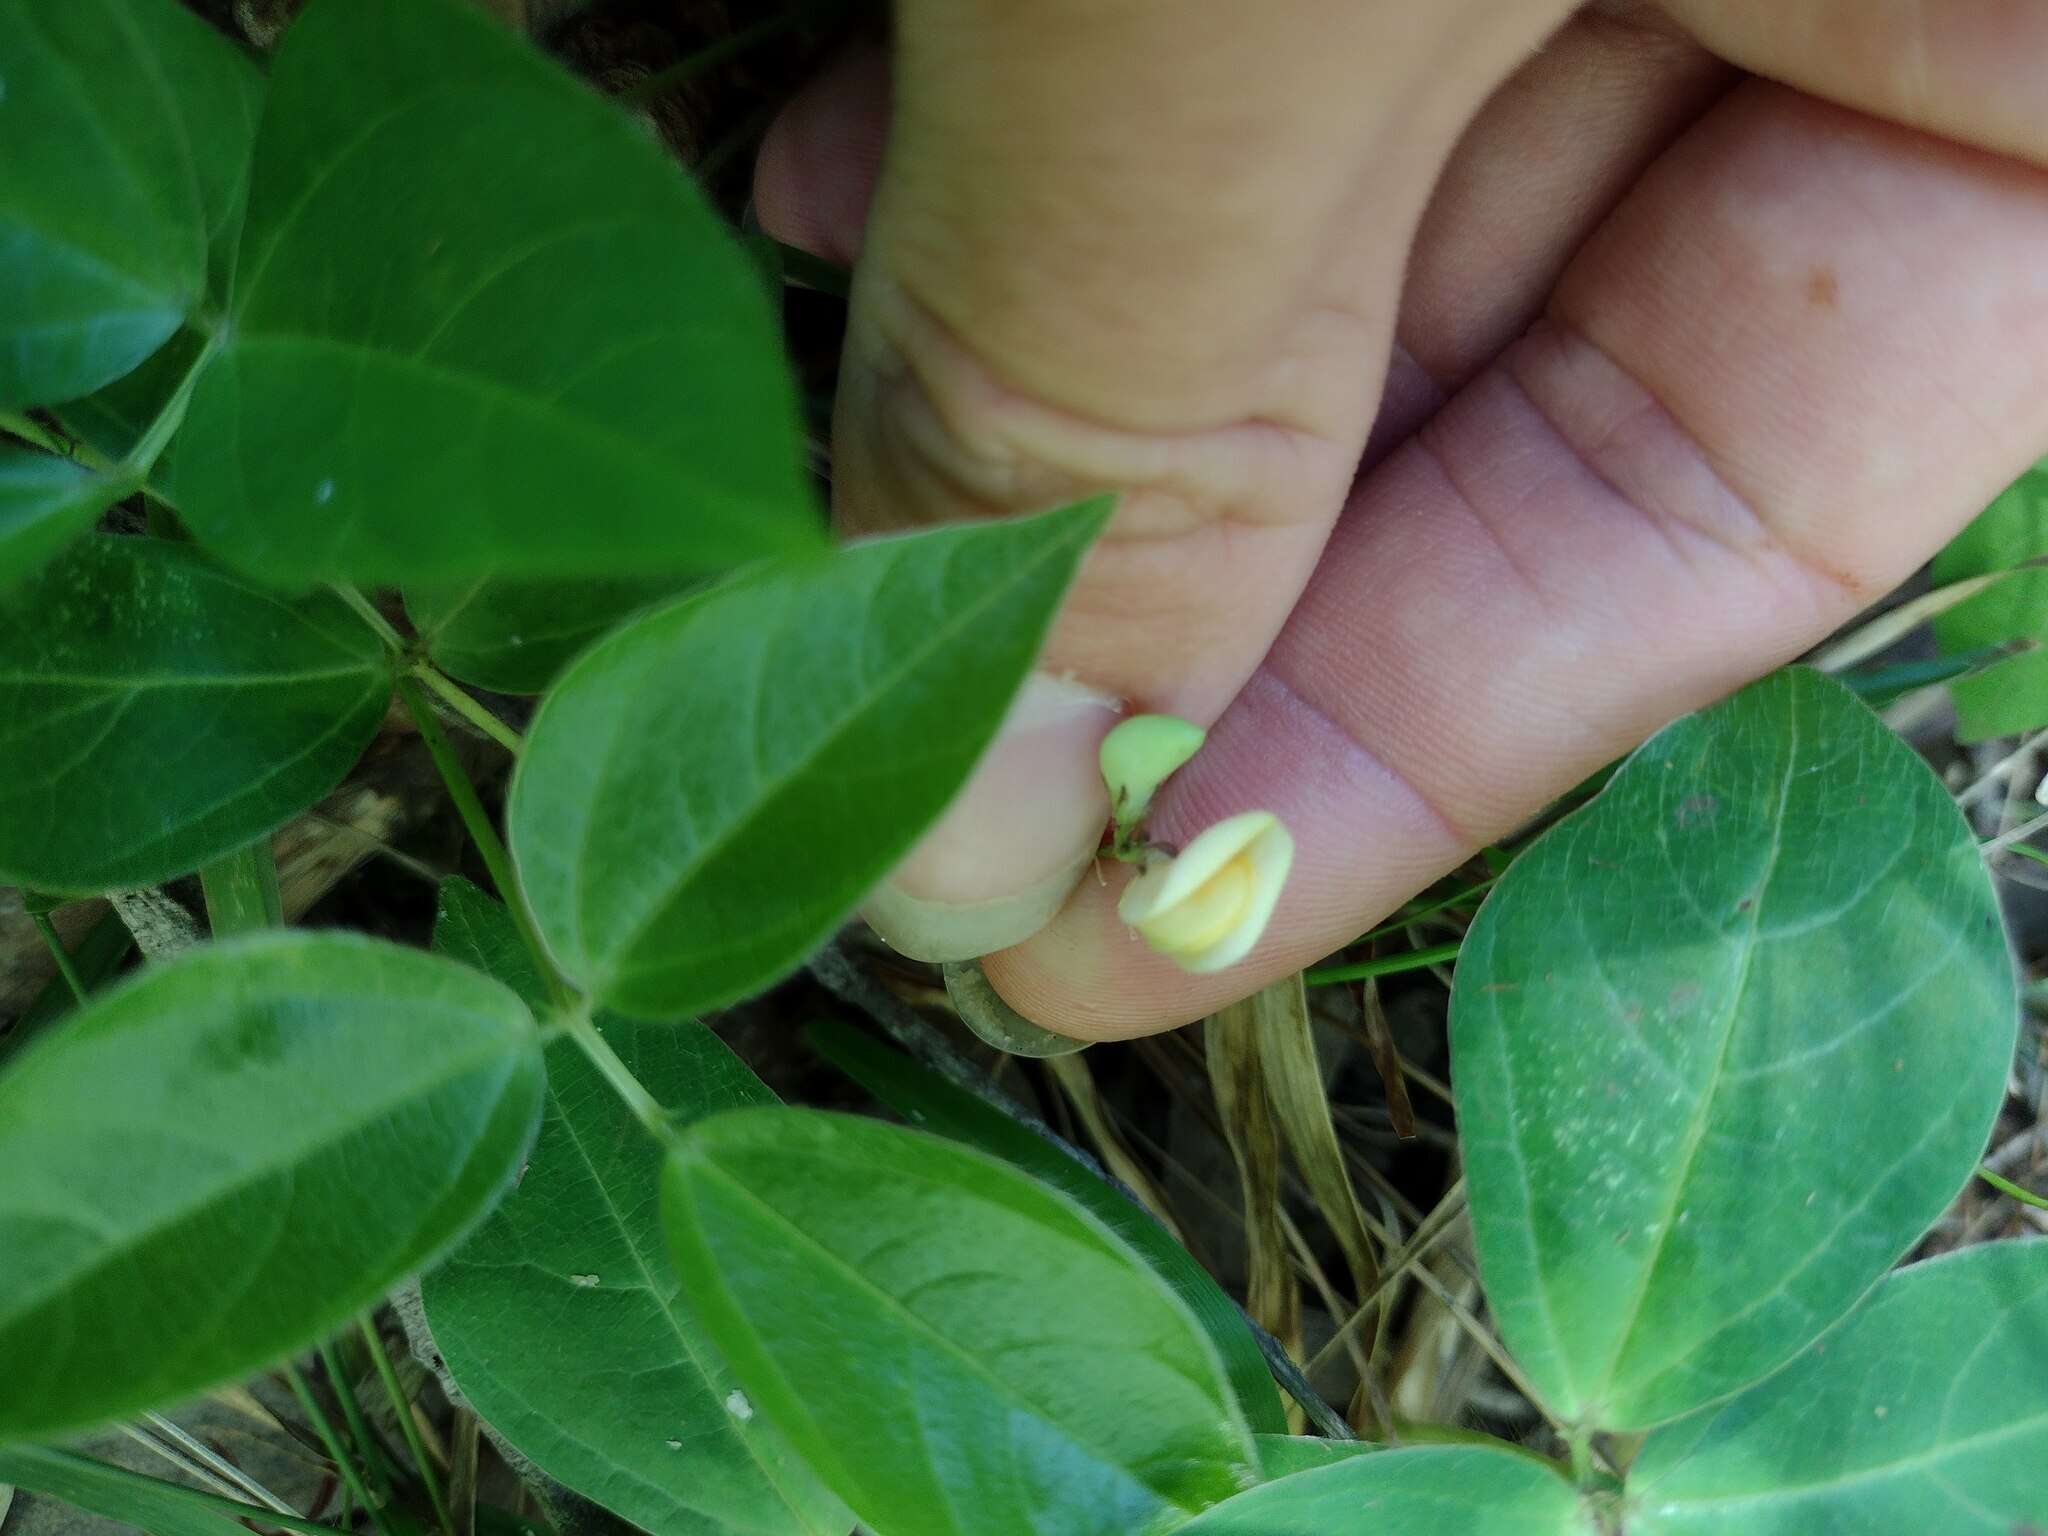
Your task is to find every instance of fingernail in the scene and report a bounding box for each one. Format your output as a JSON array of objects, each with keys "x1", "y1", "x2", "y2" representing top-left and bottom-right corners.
[{"x1": 862, "y1": 671, "x2": 1121, "y2": 962}]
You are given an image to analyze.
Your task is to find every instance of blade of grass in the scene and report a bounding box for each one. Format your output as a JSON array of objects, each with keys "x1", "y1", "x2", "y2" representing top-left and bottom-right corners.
[
  {"x1": 359, "y1": 1315, "x2": 454, "y2": 1536},
  {"x1": 0, "y1": 1445, "x2": 344, "y2": 1536},
  {"x1": 319, "y1": 1339, "x2": 399, "y2": 1509},
  {"x1": 199, "y1": 839, "x2": 283, "y2": 936},
  {"x1": 1306, "y1": 941, "x2": 1461, "y2": 987},
  {"x1": 140, "y1": 1413, "x2": 300, "y2": 1517},
  {"x1": 285, "y1": 1361, "x2": 396, "y2": 1536}
]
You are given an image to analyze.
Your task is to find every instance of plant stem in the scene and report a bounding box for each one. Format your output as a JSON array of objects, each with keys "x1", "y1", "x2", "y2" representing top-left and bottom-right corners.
[
  {"x1": 1565, "y1": 1427, "x2": 1595, "y2": 1488},
  {"x1": 395, "y1": 675, "x2": 569, "y2": 1009},
  {"x1": 0, "y1": 409, "x2": 74, "y2": 458},
  {"x1": 29, "y1": 911, "x2": 89, "y2": 1005},
  {"x1": 1978, "y1": 1165, "x2": 2048, "y2": 1211},
  {"x1": 1304, "y1": 941, "x2": 1462, "y2": 987},
  {"x1": 124, "y1": 333, "x2": 221, "y2": 479},
  {"x1": 319, "y1": 1339, "x2": 398, "y2": 1507},
  {"x1": 284, "y1": 1361, "x2": 397, "y2": 1536},
  {"x1": 564, "y1": 1007, "x2": 675, "y2": 1146},
  {"x1": 332, "y1": 583, "x2": 409, "y2": 653},
  {"x1": 358, "y1": 1315, "x2": 455, "y2": 1536},
  {"x1": 410, "y1": 662, "x2": 523, "y2": 755}
]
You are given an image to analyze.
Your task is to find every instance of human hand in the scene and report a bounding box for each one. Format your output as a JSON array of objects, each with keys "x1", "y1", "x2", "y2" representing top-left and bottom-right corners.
[{"x1": 757, "y1": 1, "x2": 2048, "y2": 1038}]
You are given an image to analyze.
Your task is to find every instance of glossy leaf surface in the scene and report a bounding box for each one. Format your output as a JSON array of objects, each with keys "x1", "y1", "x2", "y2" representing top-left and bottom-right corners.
[
  {"x1": 1630, "y1": 1241, "x2": 2048, "y2": 1534},
  {"x1": 663, "y1": 1108, "x2": 1255, "y2": 1536},
  {"x1": 423, "y1": 881, "x2": 848, "y2": 1536},
  {"x1": 1452, "y1": 668, "x2": 2015, "y2": 1429},
  {"x1": 0, "y1": 933, "x2": 542, "y2": 1441},
  {"x1": 0, "y1": 536, "x2": 392, "y2": 894},
  {"x1": 512, "y1": 502, "x2": 1108, "y2": 1018},
  {"x1": 0, "y1": 448, "x2": 130, "y2": 588},
  {"x1": 808, "y1": 1018, "x2": 1288, "y2": 1436},
  {"x1": 0, "y1": 0, "x2": 258, "y2": 406},
  {"x1": 175, "y1": 0, "x2": 817, "y2": 587},
  {"x1": 1176, "y1": 1446, "x2": 1589, "y2": 1535},
  {"x1": 1932, "y1": 457, "x2": 2048, "y2": 739}
]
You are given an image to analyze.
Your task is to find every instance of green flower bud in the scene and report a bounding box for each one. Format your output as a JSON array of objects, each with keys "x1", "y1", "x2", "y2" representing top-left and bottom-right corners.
[{"x1": 1098, "y1": 713, "x2": 1206, "y2": 834}]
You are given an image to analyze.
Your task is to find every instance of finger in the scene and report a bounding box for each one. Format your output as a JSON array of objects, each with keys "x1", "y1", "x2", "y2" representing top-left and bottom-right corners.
[
  {"x1": 1657, "y1": 0, "x2": 2048, "y2": 163},
  {"x1": 989, "y1": 84, "x2": 2048, "y2": 1037},
  {"x1": 756, "y1": 15, "x2": 1732, "y2": 957},
  {"x1": 836, "y1": 0, "x2": 1581, "y2": 959},
  {"x1": 754, "y1": 20, "x2": 1733, "y2": 448},
  {"x1": 753, "y1": 42, "x2": 886, "y2": 267}
]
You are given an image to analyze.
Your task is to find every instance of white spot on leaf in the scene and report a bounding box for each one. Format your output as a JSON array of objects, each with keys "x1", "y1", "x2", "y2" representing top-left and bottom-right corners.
[{"x1": 724, "y1": 1389, "x2": 753, "y2": 1422}]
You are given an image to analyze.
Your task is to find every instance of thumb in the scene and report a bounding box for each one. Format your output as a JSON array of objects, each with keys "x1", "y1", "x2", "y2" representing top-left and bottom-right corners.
[{"x1": 763, "y1": 4, "x2": 1572, "y2": 961}]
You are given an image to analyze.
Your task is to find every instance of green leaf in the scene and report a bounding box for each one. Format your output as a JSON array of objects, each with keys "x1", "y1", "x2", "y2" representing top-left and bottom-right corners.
[
  {"x1": 0, "y1": 1446, "x2": 341, "y2": 1536},
  {"x1": 662, "y1": 1107, "x2": 1256, "y2": 1536},
  {"x1": 0, "y1": 0, "x2": 259, "y2": 407},
  {"x1": 422, "y1": 880, "x2": 849, "y2": 1536},
  {"x1": 175, "y1": 0, "x2": 819, "y2": 589},
  {"x1": 0, "y1": 931, "x2": 542, "y2": 1442},
  {"x1": 0, "y1": 535, "x2": 393, "y2": 894},
  {"x1": 1932, "y1": 457, "x2": 2048, "y2": 739},
  {"x1": 1251, "y1": 1436, "x2": 1378, "y2": 1481},
  {"x1": 807, "y1": 1018, "x2": 1289, "y2": 1436},
  {"x1": 1629, "y1": 1241, "x2": 2048, "y2": 1534},
  {"x1": 1175, "y1": 1446, "x2": 1589, "y2": 1534},
  {"x1": 511, "y1": 501, "x2": 1109, "y2": 1018},
  {"x1": 405, "y1": 575, "x2": 686, "y2": 695},
  {"x1": 0, "y1": 448, "x2": 131, "y2": 588},
  {"x1": 1451, "y1": 667, "x2": 2015, "y2": 1431}
]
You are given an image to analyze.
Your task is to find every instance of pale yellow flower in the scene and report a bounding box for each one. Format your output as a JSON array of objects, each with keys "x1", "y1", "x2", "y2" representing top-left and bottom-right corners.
[{"x1": 1116, "y1": 810, "x2": 1293, "y2": 973}]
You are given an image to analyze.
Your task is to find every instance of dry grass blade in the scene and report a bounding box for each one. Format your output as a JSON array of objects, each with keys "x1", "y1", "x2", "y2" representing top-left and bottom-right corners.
[
  {"x1": 1357, "y1": 979, "x2": 1417, "y2": 1140},
  {"x1": 1045, "y1": 1053, "x2": 1185, "y2": 1242},
  {"x1": 1253, "y1": 977, "x2": 1384, "y2": 1395},
  {"x1": 1205, "y1": 997, "x2": 1302, "y2": 1401},
  {"x1": 1809, "y1": 568, "x2": 2014, "y2": 672}
]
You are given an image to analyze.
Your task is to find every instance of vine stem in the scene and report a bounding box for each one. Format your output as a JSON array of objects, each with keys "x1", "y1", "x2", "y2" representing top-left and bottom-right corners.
[
  {"x1": 1978, "y1": 1165, "x2": 2048, "y2": 1211},
  {"x1": 395, "y1": 675, "x2": 568, "y2": 1011},
  {"x1": 400, "y1": 662, "x2": 677, "y2": 1155},
  {"x1": 30, "y1": 912, "x2": 89, "y2": 1005},
  {"x1": 332, "y1": 583, "x2": 408, "y2": 652},
  {"x1": 563, "y1": 1007, "x2": 676, "y2": 1146},
  {"x1": 409, "y1": 661, "x2": 523, "y2": 755}
]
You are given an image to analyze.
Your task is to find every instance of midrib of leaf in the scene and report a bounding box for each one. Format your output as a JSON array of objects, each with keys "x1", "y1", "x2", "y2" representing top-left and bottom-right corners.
[
  {"x1": 696, "y1": 1158, "x2": 1225, "y2": 1518},
  {"x1": 1625, "y1": 1057, "x2": 1970, "y2": 1411},
  {"x1": 539, "y1": 1084, "x2": 834, "y2": 1532},
  {"x1": 1, "y1": 1031, "x2": 524, "y2": 1331},
  {"x1": 0, "y1": 662, "x2": 385, "y2": 689},
  {"x1": 1582, "y1": 683, "x2": 1803, "y2": 1418},
  {"x1": 593, "y1": 520, "x2": 1094, "y2": 990}
]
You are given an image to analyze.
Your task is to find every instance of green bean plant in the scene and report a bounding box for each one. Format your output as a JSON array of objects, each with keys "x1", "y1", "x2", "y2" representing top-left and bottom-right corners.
[{"x1": 0, "y1": 3, "x2": 2042, "y2": 1534}]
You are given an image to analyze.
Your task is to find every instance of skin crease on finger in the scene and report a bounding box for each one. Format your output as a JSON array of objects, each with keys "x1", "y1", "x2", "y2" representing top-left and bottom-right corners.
[
  {"x1": 987, "y1": 84, "x2": 2048, "y2": 1037},
  {"x1": 756, "y1": 9, "x2": 2048, "y2": 1038}
]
